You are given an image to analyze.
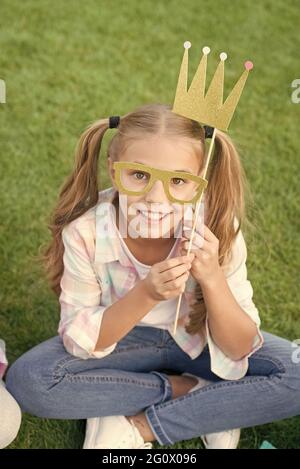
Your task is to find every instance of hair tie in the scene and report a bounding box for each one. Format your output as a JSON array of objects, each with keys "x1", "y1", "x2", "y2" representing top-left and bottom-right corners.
[
  {"x1": 109, "y1": 115, "x2": 120, "y2": 129},
  {"x1": 204, "y1": 125, "x2": 214, "y2": 139}
]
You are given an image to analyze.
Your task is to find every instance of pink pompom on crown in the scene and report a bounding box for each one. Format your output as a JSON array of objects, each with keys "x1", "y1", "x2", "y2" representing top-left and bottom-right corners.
[{"x1": 244, "y1": 61, "x2": 253, "y2": 71}]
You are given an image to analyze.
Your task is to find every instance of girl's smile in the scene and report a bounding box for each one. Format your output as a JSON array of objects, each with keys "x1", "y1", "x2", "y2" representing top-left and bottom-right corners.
[{"x1": 137, "y1": 209, "x2": 171, "y2": 223}]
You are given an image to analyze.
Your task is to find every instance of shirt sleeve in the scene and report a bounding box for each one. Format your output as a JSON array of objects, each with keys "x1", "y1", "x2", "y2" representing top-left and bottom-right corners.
[
  {"x1": 205, "y1": 227, "x2": 264, "y2": 380},
  {"x1": 58, "y1": 223, "x2": 118, "y2": 359}
]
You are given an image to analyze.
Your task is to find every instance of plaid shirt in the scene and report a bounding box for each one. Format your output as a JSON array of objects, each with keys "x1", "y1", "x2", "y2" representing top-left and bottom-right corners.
[{"x1": 59, "y1": 186, "x2": 264, "y2": 380}]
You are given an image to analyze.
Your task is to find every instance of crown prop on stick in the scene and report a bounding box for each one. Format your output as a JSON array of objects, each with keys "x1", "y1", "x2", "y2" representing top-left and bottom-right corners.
[{"x1": 172, "y1": 42, "x2": 253, "y2": 334}]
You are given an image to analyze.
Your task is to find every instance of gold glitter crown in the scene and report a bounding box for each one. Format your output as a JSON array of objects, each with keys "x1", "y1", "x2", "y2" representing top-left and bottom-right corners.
[{"x1": 172, "y1": 42, "x2": 253, "y2": 131}]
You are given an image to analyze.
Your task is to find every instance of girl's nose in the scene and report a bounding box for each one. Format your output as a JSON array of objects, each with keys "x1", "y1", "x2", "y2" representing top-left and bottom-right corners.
[{"x1": 144, "y1": 180, "x2": 168, "y2": 203}]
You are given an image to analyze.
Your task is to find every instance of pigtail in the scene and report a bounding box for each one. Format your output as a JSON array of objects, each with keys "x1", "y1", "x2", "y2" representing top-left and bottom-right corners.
[{"x1": 36, "y1": 118, "x2": 111, "y2": 297}]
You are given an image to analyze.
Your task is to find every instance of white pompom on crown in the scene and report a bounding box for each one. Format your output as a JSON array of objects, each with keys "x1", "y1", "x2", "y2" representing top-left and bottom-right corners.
[
  {"x1": 220, "y1": 52, "x2": 227, "y2": 61},
  {"x1": 184, "y1": 41, "x2": 191, "y2": 49}
]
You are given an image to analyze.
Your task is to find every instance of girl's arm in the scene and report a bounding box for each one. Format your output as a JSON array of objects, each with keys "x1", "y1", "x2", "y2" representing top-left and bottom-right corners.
[
  {"x1": 95, "y1": 280, "x2": 159, "y2": 350},
  {"x1": 60, "y1": 222, "x2": 160, "y2": 358},
  {"x1": 182, "y1": 219, "x2": 263, "y2": 362},
  {"x1": 201, "y1": 269, "x2": 258, "y2": 360}
]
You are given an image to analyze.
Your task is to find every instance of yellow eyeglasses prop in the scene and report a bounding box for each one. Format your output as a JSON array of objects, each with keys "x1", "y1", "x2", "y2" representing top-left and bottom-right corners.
[{"x1": 113, "y1": 161, "x2": 208, "y2": 205}]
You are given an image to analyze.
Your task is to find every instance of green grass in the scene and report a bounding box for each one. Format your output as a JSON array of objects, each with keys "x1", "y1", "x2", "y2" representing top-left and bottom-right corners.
[{"x1": 1, "y1": 0, "x2": 300, "y2": 449}]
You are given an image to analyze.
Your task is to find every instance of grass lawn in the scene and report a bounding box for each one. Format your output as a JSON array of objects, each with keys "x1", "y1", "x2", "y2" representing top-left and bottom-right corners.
[{"x1": 0, "y1": 0, "x2": 300, "y2": 449}]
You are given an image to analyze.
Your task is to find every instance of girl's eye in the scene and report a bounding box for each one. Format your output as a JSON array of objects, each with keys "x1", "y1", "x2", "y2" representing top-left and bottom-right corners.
[
  {"x1": 130, "y1": 171, "x2": 148, "y2": 180},
  {"x1": 171, "y1": 177, "x2": 187, "y2": 185}
]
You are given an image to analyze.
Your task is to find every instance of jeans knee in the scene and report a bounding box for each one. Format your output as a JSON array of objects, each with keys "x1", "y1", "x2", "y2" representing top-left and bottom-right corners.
[{"x1": 6, "y1": 352, "x2": 51, "y2": 418}]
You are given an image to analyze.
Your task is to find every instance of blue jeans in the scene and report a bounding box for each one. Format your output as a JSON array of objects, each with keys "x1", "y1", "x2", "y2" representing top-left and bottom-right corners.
[{"x1": 5, "y1": 326, "x2": 300, "y2": 446}]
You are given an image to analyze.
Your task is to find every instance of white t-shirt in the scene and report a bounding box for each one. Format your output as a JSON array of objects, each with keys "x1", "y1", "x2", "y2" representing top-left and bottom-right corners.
[{"x1": 117, "y1": 223, "x2": 185, "y2": 329}]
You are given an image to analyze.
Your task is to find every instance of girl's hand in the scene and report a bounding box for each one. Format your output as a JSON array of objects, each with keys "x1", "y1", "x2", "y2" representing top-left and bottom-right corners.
[
  {"x1": 142, "y1": 253, "x2": 195, "y2": 302},
  {"x1": 180, "y1": 219, "x2": 221, "y2": 286}
]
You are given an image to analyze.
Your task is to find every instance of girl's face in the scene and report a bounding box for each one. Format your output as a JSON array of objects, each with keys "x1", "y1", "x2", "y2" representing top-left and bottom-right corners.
[{"x1": 108, "y1": 135, "x2": 204, "y2": 240}]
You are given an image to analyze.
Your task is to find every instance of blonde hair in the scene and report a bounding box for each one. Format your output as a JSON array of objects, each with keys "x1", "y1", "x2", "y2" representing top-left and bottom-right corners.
[{"x1": 38, "y1": 102, "x2": 253, "y2": 336}]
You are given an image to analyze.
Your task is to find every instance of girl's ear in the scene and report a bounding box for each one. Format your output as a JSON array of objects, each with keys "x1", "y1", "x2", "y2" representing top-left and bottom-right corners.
[
  {"x1": 107, "y1": 157, "x2": 115, "y2": 179},
  {"x1": 107, "y1": 157, "x2": 118, "y2": 191}
]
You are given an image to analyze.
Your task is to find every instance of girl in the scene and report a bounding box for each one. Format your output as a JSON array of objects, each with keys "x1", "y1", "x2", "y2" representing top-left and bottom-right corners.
[
  {"x1": 6, "y1": 103, "x2": 300, "y2": 449},
  {"x1": 0, "y1": 339, "x2": 22, "y2": 448}
]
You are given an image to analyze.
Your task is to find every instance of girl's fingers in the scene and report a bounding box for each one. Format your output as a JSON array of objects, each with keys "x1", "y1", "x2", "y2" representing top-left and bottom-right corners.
[
  {"x1": 184, "y1": 220, "x2": 218, "y2": 243},
  {"x1": 182, "y1": 241, "x2": 198, "y2": 252},
  {"x1": 183, "y1": 228, "x2": 205, "y2": 248},
  {"x1": 157, "y1": 254, "x2": 194, "y2": 273},
  {"x1": 180, "y1": 243, "x2": 199, "y2": 254},
  {"x1": 161, "y1": 261, "x2": 192, "y2": 284}
]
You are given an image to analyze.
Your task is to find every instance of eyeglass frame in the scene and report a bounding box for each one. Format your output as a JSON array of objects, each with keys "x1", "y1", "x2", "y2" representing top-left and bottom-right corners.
[{"x1": 112, "y1": 161, "x2": 208, "y2": 205}]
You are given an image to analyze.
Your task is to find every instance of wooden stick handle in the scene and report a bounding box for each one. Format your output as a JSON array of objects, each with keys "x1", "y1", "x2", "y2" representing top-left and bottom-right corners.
[{"x1": 172, "y1": 128, "x2": 217, "y2": 335}]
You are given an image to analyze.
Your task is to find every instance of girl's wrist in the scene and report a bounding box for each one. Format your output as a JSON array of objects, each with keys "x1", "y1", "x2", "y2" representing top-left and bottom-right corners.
[
  {"x1": 198, "y1": 266, "x2": 224, "y2": 291},
  {"x1": 138, "y1": 279, "x2": 161, "y2": 306}
]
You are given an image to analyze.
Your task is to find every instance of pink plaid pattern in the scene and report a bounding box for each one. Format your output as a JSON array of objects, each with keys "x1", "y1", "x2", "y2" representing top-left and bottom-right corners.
[{"x1": 58, "y1": 186, "x2": 264, "y2": 380}]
